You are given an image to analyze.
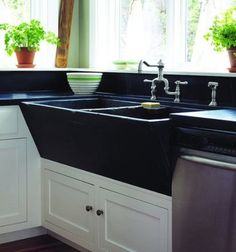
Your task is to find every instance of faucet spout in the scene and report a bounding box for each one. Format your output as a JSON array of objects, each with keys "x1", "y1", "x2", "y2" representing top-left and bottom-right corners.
[{"x1": 156, "y1": 60, "x2": 172, "y2": 94}]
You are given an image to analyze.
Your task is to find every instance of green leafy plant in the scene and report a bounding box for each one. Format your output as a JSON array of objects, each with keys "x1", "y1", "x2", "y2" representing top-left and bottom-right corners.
[
  {"x1": 204, "y1": 6, "x2": 236, "y2": 52},
  {"x1": 0, "y1": 19, "x2": 60, "y2": 56}
]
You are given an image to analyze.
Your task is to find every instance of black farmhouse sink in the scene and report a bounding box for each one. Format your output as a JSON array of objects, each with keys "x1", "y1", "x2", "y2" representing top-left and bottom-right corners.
[
  {"x1": 30, "y1": 97, "x2": 140, "y2": 110},
  {"x1": 85, "y1": 105, "x2": 192, "y2": 120},
  {"x1": 20, "y1": 97, "x2": 197, "y2": 195}
]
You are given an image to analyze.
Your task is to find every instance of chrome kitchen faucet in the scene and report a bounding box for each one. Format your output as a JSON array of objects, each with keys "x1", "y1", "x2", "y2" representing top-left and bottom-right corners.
[{"x1": 140, "y1": 59, "x2": 188, "y2": 102}]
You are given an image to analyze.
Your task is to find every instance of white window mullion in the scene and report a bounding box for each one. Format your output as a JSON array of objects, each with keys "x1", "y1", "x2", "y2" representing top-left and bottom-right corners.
[
  {"x1": 110, "y1": 0, "x2": 120, "y2": 61},
  {"x1": 179, "y1": 0, "x2": 188, "y2": 65},
  {"x1": 30, "y1": 0, "x2": 59, "y2": 34},
  {"x1": 89, "y1": 0, "x2": 97, "y2": 67},
  {"x1": 165, "y1": 0, "x2": 174, "y2": 68},
  {"x1": 30, "y1": 0, "x2": 59, "y2": 67},
  {"x1": 90, "y1": 0, "x2": 120, "y2": 68},
  {"x1": 166, "y1": 0, "x2": 187, "y2": 69}
]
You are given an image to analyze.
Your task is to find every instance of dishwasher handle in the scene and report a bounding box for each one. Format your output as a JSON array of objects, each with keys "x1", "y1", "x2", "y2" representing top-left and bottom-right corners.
[{"x1": 180, "y1": 154, "x2": 236, "y2": 171}]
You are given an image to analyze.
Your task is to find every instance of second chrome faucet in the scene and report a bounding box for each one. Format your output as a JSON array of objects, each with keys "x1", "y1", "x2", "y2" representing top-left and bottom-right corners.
[{"x1": 140, "y1": 59, "x2": 188, "y2": 102}]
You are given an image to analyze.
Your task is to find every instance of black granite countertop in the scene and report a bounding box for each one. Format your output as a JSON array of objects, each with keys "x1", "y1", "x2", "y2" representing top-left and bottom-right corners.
[
  {"x1": 0, "y1": 91, "x2": 92, "y2": 105},
  {"x1": 171, "y1": 109, "x2": 236, "y2": 132}
]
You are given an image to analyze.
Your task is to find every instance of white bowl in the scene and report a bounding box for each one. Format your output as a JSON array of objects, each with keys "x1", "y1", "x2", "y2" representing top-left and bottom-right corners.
[{"x1": 67, "y1": 72, "x2": 102, "y2": 95}]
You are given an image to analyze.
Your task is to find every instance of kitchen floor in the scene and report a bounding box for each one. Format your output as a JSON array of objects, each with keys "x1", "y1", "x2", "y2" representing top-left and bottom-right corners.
[{"x1": 0, "y1": 235, "x2": 79, "y2": 251}]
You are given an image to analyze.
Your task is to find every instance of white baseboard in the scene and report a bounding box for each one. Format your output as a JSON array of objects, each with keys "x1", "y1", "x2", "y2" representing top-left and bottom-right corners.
[{"x1": 0, "y1": 226, "x2": 47, "y2": 244}]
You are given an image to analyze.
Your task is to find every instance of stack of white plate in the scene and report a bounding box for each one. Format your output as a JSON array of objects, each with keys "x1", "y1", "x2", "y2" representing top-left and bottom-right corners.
[{"x1": 66, "y1": 72, "x2": 103, "y2": 95}]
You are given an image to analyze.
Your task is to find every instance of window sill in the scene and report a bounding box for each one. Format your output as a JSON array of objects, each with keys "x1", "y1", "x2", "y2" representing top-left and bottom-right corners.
[{"x1": 0, "y1": 67, "x2": 235, "y2": 77}]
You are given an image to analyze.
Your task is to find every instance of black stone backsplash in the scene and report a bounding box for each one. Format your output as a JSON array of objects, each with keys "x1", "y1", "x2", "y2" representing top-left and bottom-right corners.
[
  {"x1": 0, "y1": 70, "x2": 70, "y2": 92},
  {"x1": 0, "y1": 70, "x2": 235, "y2": 107},
  {"x1": 97, "y1": 72, "x2": 236, "y2": 107}
]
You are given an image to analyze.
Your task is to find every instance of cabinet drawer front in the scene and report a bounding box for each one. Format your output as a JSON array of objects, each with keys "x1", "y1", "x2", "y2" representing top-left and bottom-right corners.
[
  {"x1": 0, "y1": 106, "x2": 18, "y2": 138},
  {"x1": 0, "y1": 138, "x2": 27, "y2": 229},
  {"x1": 44, "y1": 170, "x2": 95, "y2": 243},
  {"x1": 98, "y1": 188, "x2": 169, "y2": 252}
]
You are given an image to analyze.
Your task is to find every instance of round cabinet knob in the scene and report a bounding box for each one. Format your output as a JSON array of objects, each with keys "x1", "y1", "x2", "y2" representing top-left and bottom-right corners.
[
  {"x1": 85, "y1": 205, "x2": 93, "y2": 212},
  {"x1": 96, "y1": 209, "x2": 104, "y2": 216}
]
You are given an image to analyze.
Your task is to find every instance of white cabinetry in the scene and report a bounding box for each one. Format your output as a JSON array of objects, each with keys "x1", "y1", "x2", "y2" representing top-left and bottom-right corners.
[
  {"x1": 97, "y1": 188, "x2": 168, "y2": 252},
  {"x1": 44, "y1": 170, "x2": 95, "y2": 248},
  {"x1": 0, "y1": 106, "x2": 41, "y2": 236},
  {"x1": 0, "y1": 139, "x2": 26, "y2": 227},
  {"x1": 42, "y1": 159, "x2": 172, "y2": 252}
]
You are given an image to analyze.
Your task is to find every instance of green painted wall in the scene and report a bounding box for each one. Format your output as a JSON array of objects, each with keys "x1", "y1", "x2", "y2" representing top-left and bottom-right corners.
[
  {"x1": 78, "y1": 0, "x2": 90, "y2": 68},
  {"x1": 67, "y1": 0, "x2": 90, "y2": 68},
  {"x1": 68, "y1": 0, "x2": 79, "y2": 67}
]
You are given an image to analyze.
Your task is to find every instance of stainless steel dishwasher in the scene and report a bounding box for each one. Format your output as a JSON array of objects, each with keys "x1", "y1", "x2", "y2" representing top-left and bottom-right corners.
[{"x1": 172, "y1": 127, "x2": 236, "y2": 252}]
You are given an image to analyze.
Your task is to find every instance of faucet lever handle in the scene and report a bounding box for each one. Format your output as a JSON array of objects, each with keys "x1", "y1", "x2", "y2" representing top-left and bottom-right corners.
[
  {"x1": 143, "y1": 79, "x2": 153, "y2": 83},
  {"x1": 208, "y1": 81, "x2": 218, "y2": 88},
  {"x1": 142, "y1": 61, "x2": 157, "y2": 68},
  {"x1": 175, "y1": 80, "x2": 188, "y2": 86},
  {"x1": 142, "y1": 59, "x2": 164, "y2": 69},
  {"x1": 173, "y1": 80, "x2": 188, "y2": 103}
]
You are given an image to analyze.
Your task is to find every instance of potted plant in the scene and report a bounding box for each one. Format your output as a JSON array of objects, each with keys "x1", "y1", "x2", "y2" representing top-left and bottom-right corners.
[
  {"x1": 204, "y1": 6, "x2": 236, "y2": 72},
  {"x1": 0, "y1": 19, "x2": 60, "y2": 68}
]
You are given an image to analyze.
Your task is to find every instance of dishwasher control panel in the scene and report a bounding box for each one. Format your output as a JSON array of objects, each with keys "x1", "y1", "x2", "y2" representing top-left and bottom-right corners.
[{"x1": 175, "y1": 127, "x2": 236, "y2": 156}]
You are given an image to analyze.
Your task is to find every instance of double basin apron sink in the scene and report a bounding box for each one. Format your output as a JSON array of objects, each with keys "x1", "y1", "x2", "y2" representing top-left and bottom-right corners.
[{"x1": 20, "y1": 97, "x2": 196, "y2": 195}]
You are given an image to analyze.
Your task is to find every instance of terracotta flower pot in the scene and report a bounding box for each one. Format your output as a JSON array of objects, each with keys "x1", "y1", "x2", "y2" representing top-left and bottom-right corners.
[
  {"x1": 15, "y1": 47, "x2": 36, "y2": 68},
  {"x1": 227, "y1": 47, "x2": 236, "y2": 72}
]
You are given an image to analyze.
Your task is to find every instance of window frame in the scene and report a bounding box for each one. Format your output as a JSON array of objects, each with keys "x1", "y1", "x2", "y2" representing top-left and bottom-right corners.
[
  {"x1": 30, "y1": 0, "x2": 59, "y2": 68},
  {"x1": 89, "y1": 0, "x2": 120, "y2": 68},
  {"x1": 0, "y1": 0, "x2": 59, "y2": 68},
  {"x1": 166, "y1": 0, "x2": 188, "y2": 67},
  {"x1": 89, "y1": 0, "x2": 198, "y2": 70},
  {"x1": 30, "y1": 0, "x2": 59, "y2": 35}
]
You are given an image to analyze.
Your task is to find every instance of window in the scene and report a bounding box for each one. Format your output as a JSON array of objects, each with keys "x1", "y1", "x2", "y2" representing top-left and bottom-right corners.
[
  {"x1": 0, "y1": 0, "x2": 59, "y2": 68},
  {"x1": 90, "y1": 0, "x2": 236, "y2": 72}
]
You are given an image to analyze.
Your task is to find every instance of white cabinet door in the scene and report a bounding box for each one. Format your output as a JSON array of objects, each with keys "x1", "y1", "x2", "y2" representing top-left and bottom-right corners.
[
  {"x1": 0, "y1": 106, "x2": 18, "y2": 139},
  {"x1": 97, "y1": 188, "x2": 169, "y2": 252},
  {"x1": 44, "y1": 170, "x2": 95, "y2": 246},
  {"x1": 0, "y1": 138, "x2": 27, "y2": 227}
]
